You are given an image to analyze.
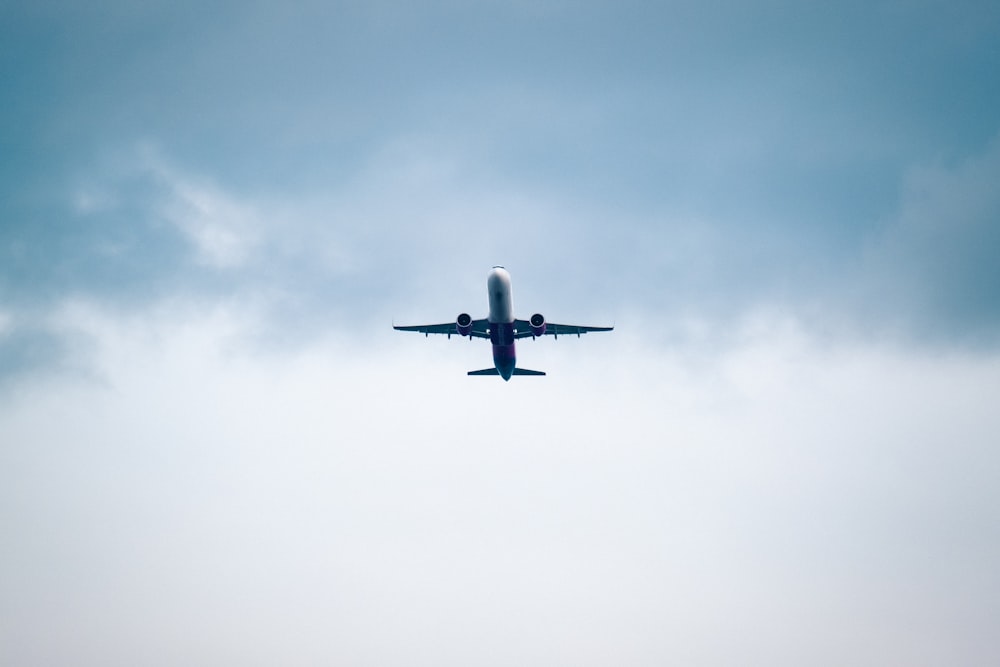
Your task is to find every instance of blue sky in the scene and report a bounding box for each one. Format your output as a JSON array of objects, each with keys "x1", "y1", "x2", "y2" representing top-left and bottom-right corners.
[{"x1": 2, "y1": 2, "x2": 1000, "y2": 665}]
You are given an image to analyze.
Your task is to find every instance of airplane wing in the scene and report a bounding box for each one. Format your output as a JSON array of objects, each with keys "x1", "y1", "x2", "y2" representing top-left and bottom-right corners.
[
  {"x1": 393, "y1": 319, "x2": 490, "y2": 339},
  {"x1": 512, "y1": 320, "x2": 614, "y2": 339}
]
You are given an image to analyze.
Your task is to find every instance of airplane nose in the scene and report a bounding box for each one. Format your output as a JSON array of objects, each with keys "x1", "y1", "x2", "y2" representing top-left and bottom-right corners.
[{"x1": 488, "y1": 266, "x2": 511, "y2": 287}]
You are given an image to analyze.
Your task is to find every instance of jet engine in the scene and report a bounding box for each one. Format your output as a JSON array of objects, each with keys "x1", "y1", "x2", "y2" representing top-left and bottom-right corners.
[
  {"x1": 529, "y1": 313, "x2": 546, "y2": 337},
  {"x1": 456, "y1": 313, "x2": 473, "y2": 337}
]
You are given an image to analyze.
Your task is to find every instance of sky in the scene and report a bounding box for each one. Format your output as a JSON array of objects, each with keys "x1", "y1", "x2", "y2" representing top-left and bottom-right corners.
[{"x1": 2, "y1": 1, "x2": 999, "y2": 665}]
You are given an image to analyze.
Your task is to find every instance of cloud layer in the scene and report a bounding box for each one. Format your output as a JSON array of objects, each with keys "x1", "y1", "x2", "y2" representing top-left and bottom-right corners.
[
  {"x1": 2, "y1": 303, "x2": 999, "y2": 665},
  {"x1": 2, "y1": 3, "x2": 1000, "y2": 665}
]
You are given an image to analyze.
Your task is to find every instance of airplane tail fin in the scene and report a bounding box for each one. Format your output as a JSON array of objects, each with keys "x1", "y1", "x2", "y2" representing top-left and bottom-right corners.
[{"x1": 467, "y1": 368, "x2": 546, "y2": 376}]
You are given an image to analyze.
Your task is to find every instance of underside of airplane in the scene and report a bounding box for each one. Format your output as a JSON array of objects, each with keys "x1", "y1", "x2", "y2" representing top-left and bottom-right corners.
[{"x1": 394, "y1": 266, "x2": 613, "y2": 380}]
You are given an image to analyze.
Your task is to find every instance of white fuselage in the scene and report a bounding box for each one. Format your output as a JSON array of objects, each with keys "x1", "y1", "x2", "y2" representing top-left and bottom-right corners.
[
  {"x1": 487, "y1": 266, "x2": 514, "y2": 324},
  {"x1": 486, "y1": 266, "x2": 517, "y2": 380}
]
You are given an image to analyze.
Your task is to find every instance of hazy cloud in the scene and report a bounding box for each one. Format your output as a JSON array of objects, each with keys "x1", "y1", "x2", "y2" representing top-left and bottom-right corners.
[
  {"x1": 3, "y1": 3, "x2": 1000, "y2": 664},
  {"x1": 857, "y1": 135, "x2": 1000, "y2": 342},
  {"x1": 2, "y1": 304, "x2": 999, "y2": 665}
]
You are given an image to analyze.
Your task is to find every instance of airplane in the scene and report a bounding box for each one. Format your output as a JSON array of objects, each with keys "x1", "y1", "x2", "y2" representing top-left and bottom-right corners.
[{"x1": 394, "y1": 266, "x2": 613, "y2": 380}]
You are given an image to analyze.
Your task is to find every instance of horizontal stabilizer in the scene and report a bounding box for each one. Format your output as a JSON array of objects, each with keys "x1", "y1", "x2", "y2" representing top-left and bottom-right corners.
[{"x1": 467, "y1": 367, "x2": 546, "y2": 376}]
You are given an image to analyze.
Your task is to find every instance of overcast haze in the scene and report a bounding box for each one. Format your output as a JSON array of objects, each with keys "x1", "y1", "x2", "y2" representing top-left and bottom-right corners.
[{"x1": 2, "y1": 2, "x2": 1000, "y2": 665}]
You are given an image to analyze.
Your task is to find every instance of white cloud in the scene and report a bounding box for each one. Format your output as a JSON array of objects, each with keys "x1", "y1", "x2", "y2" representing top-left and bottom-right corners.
[
  {"x1": 162, "y1": 177, "x2": 259, "y2": 270},
  {"x1": 66, "y1": 146, "x2": 266, "y2": 274},
  {"x1": 2, "y1": 301, "x2": 998, "y2": 665},
  {"x1": 72, "y1": 188, "x2": 118, "y2": 215}
]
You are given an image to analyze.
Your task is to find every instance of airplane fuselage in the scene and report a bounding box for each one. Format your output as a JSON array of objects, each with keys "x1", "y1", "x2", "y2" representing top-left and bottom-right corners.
[{"x1": 487, "y1": 266, "x2": 517, "y2": 380}]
